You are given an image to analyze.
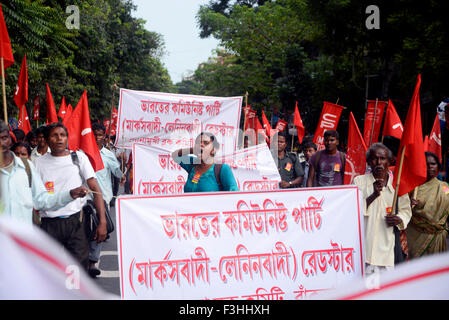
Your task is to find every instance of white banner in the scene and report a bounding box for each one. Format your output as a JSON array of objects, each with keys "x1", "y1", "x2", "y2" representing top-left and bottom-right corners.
[
  {"x1": 132, "y1": 143, "x2": 281, "y2": 195},
  {"x1": 115, "y1": 89, "x2": 242, "y2": 157},
  {"x1": 314, "y1": 251, "x2": 449, "y2": 300},
  {"x1": 116, "y1": 186, "x2": 365, "y2": 300}
]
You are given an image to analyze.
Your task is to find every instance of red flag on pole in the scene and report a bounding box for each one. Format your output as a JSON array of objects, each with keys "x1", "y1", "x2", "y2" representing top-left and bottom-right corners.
[
  {"x1": 33, "y1": 95, "x2": 40, "y2": 120},
  {"x1": 0, "y1": 4, "x2": 14, "y2": 69},
  {"x1": 261, "y1": 110, "x2": 274, "y2": 139},
  {"x1": 58, "y1": 96, "x2": 68, "y2": 119},
  {"x1": 382, "y1": 99, "x2": 403, "y2": 140},
  {"x1": 362, "y1": 100, "x2": 387, "y2": 147},
  {"x1": 244, "y1": 109, "x2": 264, "y2": 145},
  {"x1": 17, "y1": 104, "x2": 31, "y2": 135},
  {"x1": 293, "y1": 101, "x2": 305, "y2": 144},
  {"x1": 393, "y1": 74, "x2": 427, "y2": 196},
  {"x1": 105, "y1": 107, "x2": 118, "y2": 135},
  {"x1": 423, "y1": 135, "x2": 429, "y2": 151},
  {"x1": 45, "y1": 83, "x2": 58, "y2": 124},
  {"x1": 62, "y1": 104, "x2": 73, "y2": 126},
  {"x1": 313, "y1": 101, "x2": 345, "y2": 151},
  {"x1": 427, "y1": 113, "x2": 442, "y2": 163},
  {"x1": 65, "y1": 91, "x2": 104, "y2": 171},
  {"x1": 344, "y1": 112, "x2": 368, "y2": 184},
  {"x1": 275, "y1": 119, "x2": 287, "y2": 132},
  {"x1": 13, "y1": 55, "x2": 28, "y2": 109}
]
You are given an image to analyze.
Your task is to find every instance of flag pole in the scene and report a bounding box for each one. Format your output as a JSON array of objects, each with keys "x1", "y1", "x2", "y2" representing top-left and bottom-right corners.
[
  {"x1": 107, "y1": 82, "x2": 118, "y2": 147},
  {"x1": 1, "y1": 58, "x2": 7, "y2": 122},
  {"x1": 241, "y1": 91, "x2": 248, "y2": 148},
  {"x1": 369, "y1": 98, "x2": 379, "y2": 147},
  {"x1": 391, "y1": 145, "x2": 406, "y2": 213}
]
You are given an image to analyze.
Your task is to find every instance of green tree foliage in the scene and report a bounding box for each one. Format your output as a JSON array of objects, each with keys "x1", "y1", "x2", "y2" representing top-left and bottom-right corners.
[
  {"x1": 3, "y1": 0, "x2": 171, "y2": 123},
  {"x1": 187, "y1": 0, "x2": 314, "y2": 122},
  {"x1": 188, "y1": 0, "x2": 449, "y2": 136}
]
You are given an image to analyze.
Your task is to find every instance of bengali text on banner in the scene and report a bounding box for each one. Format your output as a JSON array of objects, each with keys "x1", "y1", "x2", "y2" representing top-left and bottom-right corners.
[
  {"x1": 132, "y1": 143, "x2": 282, "y2": 195},
  {"x1": 115, "y1": 89, "x2": 242, "y2": 157},
  {"x1": 116, "y1": 186, "x2": 365, "y2": 300}
]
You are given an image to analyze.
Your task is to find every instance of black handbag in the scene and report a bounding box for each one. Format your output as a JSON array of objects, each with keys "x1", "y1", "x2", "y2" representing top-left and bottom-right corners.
[{"x1": 83, "y1": 199, "x2": 114, "y2": 241}]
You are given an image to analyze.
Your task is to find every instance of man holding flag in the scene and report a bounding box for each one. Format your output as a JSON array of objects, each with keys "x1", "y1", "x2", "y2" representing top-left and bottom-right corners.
[{"x1": 354, "y1": 143, "x2": 412, "y2": 275}]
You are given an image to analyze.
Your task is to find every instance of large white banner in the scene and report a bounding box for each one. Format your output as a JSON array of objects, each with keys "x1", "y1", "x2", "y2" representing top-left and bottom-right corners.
[
  {"x1": 116, "y1": 186, "x2": 365, "y2": 300},
  {"x1": 115, "y1": 89, "x2": 242, "y2": 156},
  {"x1": 132, "y1": 143, "x2": 281, "y2": 195}
]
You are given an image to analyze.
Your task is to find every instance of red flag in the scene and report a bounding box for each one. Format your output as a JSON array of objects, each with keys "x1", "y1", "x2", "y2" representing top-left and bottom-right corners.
[
  {"x1": 0, "y1": 4, "x2": 14, "y2": 69},
  {"x1": 65, "y1": 91, "x2": 104, "y2": 171},
  {"x1": 33, "y1": 95, "x2": 40, "y2": 120},
  {"x1": 362, "y1": 100, "x2": 387, "y2": 147},
  {"x1": 17, "y1": 104, "x2": 31, "y2": 135},
  {"x1": 62, "y1": 104, "x2": 73, "y2": 126},
  {"x1": 45, "y1": 83, "x2": 58, "y2": 124},
  {"x1": 13, "y1": 55, "x2": 28, "y2": 109},
  {"x1": 382, "y1": 100, "x2": 403, "y2": 140},
  {"x1": 427, "y1": 113, "x2": 442, "y2": 163},
  {"x1": 313, "y1": 101, "x2": 345, "y2": 151},
  {"x1": 423, "y1": 135, "x2": 429, "y2": 151},
  {"x1": 293, "y1": 101, "x2": 305, "y2": 144},
  {"x1": 244, "y1": 109, "x2": 264, "y2": 145},
  {"x1": 58, "y1": 96, "x2": 68, "y2": 119},
  {"x1": 344, "y1": 112, "x2": 367, "y2": 184},
  {"x1": 393, "y1": 74, "x2": 427, "y2": 196},
  {"x1": 275, "y1": 119, "x2": 287, "y2": 132},
  {"x1": 261, "y1": 110, "x2": 274, "y2": 139}
]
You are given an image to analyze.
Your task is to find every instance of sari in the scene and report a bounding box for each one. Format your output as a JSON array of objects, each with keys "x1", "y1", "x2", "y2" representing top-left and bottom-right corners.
[{"x1": 407, "y1": 178, "x2": 449, "y2": 258}]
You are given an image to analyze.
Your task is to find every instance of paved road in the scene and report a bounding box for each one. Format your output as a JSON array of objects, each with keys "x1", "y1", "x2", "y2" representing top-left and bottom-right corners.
[{"x1": 89, "y1": 200, "x2": 121, "y2": 297}]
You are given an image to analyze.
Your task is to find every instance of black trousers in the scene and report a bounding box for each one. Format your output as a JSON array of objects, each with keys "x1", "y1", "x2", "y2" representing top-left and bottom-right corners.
[{"x1": 40, "y1": 212, "x2": 89, "y2": 270}]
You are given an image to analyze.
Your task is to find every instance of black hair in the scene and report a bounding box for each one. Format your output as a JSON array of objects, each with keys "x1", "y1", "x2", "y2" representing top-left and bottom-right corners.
[
  {"x1": 425, "y1": 151, "x2": 441, "y2": 170},
  {"x1": 44, "y1": 122, "x2": 68, "y2": 141},
  {"x1": 302, "y1": 141, "x2": 317, "y2": 151},
  {"x1": 196, "y1": 132, "x2": 220, "y2": 150},
  {"x1": 12, "y1": 128, "x2": 26, "y2": 142},
  {"x1": 26, "y1": 130, "x2": 36, "y2": 141},
  {"x1": 323, "y1": 130, "x2": 339, "y2": 140},
  {"x1": 11, "y1": 141, "x2": 32, "y2": 156},
  {"x1": 92, "y1": 122, "x2": 106, "y2": 133},
  {"x1": 35, "y1": 125, "x2": 47, "y2": 136}
]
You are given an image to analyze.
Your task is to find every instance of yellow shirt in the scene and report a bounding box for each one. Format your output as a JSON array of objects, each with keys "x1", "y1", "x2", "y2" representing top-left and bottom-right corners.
[{"x1": 354, "y1": 172, "x2": 412, "y2": 267}]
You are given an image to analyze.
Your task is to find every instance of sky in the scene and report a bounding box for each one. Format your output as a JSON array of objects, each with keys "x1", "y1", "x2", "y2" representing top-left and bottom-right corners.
[{"x1": 132, "y1": 0, "x2": 220, "y2": 84}]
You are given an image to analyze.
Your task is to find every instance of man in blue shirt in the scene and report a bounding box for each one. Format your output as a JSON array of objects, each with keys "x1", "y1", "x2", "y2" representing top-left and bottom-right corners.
[
  {"x1": 88, "y1": 123, "x2": 125, "y2": 277},
  {"x1": 0, "y1": 121, "x2": 89, "y2": 226}
]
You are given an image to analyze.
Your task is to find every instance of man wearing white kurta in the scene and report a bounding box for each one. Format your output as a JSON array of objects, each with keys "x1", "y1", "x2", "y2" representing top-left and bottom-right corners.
[{"x1": 354, "y1": 143, "x2": 412, "y2": 274}]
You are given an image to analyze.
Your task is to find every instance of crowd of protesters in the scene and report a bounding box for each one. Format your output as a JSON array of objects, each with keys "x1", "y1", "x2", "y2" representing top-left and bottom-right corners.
[{"x1": 1, "y1": 121, "x2": 448, "y2": 282}]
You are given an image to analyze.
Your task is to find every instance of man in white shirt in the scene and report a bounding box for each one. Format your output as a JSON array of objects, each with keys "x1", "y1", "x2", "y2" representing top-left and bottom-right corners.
[
  {"x1": 353, "y1": 143, "x2": 412, "y2": 275},
  {"x1": 35, "y1": 123, "x2": 107, "y2": 270},
  {"x1": 30, "y1": 126, "x2": 50, "y2": 162},
  {"x1": 0, "y1": 121, "x2": 89, "y2": 226}
]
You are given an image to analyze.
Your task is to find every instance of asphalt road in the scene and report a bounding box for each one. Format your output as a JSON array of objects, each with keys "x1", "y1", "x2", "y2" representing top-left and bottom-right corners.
[{"x1": 89, "y1": 199, "x2": 121, "y2": 297}]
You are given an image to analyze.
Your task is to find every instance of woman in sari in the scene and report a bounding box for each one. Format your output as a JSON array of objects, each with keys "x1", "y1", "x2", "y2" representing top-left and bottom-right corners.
[{"x1": 407, "y1": 152, "x2": 449, "y2": 258}]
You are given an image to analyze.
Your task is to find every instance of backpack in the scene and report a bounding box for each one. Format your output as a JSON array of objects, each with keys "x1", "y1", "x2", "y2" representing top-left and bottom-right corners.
[{"x1": 70, "y1": 151, "x2": 114, "y2": 238}]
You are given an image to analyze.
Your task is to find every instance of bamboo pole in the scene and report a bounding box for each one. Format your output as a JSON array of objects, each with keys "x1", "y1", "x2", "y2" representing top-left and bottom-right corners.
[
  {"x1": 1, "y1": 58, "x2": 7, "y2": 122},
  {"x1": 241, "y1": 92, "x2": 249, "y2": 148},
  {"x1": 107, "y1": 82, "x2": 118, "y2": 148},
  {"x1": 369, "y1": 98, "x2": 379, "y2": 147},
  {"x1": 391, "y1": 145, "x2": 406, "y2": 214}
]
